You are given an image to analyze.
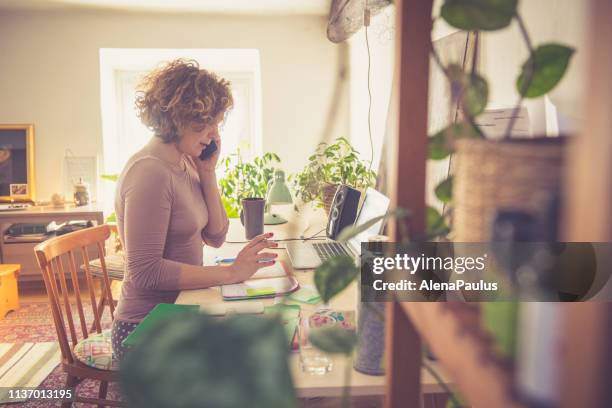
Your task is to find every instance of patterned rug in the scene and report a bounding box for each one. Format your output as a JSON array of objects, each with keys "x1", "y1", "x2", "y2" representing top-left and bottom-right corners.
[{"x1": 0, "y1": 301, "x2": 122, "y2": 407}]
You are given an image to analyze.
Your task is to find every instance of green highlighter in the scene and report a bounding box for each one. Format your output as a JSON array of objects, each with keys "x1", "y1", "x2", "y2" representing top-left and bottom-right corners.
[{"x1": 246, "y1": 287, "x2": 276, "y2": 297}]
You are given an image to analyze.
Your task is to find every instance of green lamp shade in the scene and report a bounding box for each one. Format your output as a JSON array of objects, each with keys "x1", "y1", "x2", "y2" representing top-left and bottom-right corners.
[{"x1": 265, "y1": 169, "x2": 292, "y2": 225}]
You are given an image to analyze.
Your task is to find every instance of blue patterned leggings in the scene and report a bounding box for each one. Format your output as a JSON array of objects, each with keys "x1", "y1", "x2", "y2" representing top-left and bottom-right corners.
[{"x1": 111, "y1": 320, "x2": 139, "y2": 361}]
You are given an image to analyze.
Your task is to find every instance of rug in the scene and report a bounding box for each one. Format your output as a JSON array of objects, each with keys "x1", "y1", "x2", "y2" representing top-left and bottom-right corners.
[
  {"x1": 0, "y1": 342, "x2": 61, "y2": 403},
  {"x1": 0, "y1": 301, "x2": 121, "y2": 407}
]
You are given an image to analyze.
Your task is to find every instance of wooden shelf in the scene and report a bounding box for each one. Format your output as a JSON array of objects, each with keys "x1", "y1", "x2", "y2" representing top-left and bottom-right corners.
[
  {"x1": 0, "y1": 206, "x2": 104, "y2": 281},
  {"x1": 4, "y1": 236, "x2": 49, "y2": 244},
  {"x1": 385, "y1": 0, "x2": 612, "y2": 407},
  {"x1": 402, "y1": 303, "x2": 524, "y2": 408}
]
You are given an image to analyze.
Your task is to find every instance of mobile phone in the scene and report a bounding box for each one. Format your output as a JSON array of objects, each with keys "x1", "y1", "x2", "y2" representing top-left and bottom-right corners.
[{"x1": 199, "y1": 140, "x2": 218, "y2": 161}]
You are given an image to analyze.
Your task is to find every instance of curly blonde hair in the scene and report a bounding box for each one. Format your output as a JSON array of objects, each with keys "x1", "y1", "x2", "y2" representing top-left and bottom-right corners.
[{"x1": 135, "y1": 59, "x2": 233, "y2": 143}]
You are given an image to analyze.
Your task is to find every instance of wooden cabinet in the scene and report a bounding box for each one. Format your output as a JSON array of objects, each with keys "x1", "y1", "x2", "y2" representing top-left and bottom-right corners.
[
  {"x1": 0, "y1": 205, "x2": 104, "y2": 282},
  {"x1": 0, "y1": 264, "x2": 19, "y2": 317}
]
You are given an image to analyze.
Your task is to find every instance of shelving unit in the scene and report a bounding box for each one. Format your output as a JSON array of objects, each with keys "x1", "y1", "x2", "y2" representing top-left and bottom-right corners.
[
  {"x1": 0, "y1": 204, "x2": 104, "y2": 282},
  {"x1": 384, "y1": 0, "x2": 612, "y2": 407}
]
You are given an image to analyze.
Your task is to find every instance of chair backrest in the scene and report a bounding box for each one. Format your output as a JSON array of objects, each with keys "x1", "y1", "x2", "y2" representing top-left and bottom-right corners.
[{"x1": 34, "y1": 224, "x2": 115, "y2": 365}]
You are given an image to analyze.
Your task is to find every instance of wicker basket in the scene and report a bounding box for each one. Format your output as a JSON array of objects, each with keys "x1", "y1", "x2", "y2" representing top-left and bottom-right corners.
[
  {"x1": 453, "y1": 137, "x2": 566, "y2": 241},
  {"x1": 321, "y1": 183, "x2": 340, "y2": 214}
]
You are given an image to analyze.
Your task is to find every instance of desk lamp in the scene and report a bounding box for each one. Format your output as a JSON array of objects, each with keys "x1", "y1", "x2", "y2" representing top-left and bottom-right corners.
[{"x1": 264, "y1": 169, "x2": 292, "y2": 225}]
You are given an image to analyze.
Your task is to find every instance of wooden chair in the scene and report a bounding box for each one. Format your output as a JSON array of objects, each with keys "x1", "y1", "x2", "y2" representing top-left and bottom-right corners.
[{"x1": 34, "y1": 224, "x2": 122, "y2": 407}]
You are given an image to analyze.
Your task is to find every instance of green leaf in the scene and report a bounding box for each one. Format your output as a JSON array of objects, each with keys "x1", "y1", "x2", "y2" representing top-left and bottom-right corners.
[
  {"x1": 120, "y1": 314, "x2": 296, "y2": 408},
  {"x1": 464, "y1": 73, "x2": 488, "y2": 115},
  {"x1": 428, "y1": 122, "x2": 480, "y2": 161},
  {"x1": 435, "y1": 177, "x2": 454, "y2": 203},
  {"x1": 336, "y1": 207, "x2": 411, "y2": 243},
  {"x1": 105, "y1": 212, "x2": 116, "y2": 223},
  {"x1": 309, "y1": 327, "x2": 357, "y2": 355},
  {"x1": 517, "y1": 44, "x2": 575, "y2": 98},
  {"x1": 222, "y1": 196, "x2": 240, "y2": 218},
  {"x1": 441, "y1": 0, "x2": 517, "y2": 31},
  {"x1": 447, "y1": 64, "x2": 488, "y2": 116},
  {"x1": 428, "y1": 128, "x2": 452, "y2": 160},
  {"x1": 426, "y1": 206, "x2": 450, "y2": 238},
  {"x1": 101, "y1": 174, "x2": 119, "y2": 182},
  {"x1": 314, "y1": 255, "x2": 359, "y2": 303}
]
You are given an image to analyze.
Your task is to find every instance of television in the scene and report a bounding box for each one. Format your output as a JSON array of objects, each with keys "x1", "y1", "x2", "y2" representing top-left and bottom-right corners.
[{"x1": 0, "y1": 124, "x2": 35, "y2": 202}]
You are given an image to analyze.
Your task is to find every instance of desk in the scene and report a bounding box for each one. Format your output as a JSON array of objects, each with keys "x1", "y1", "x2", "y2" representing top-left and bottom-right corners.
[{"x1": 176, "y1": 213, "x2": 451, "y2": 399}]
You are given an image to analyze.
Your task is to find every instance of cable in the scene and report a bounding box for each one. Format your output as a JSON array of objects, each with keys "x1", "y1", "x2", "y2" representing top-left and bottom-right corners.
[
  {"x1": 224, "y1": 227, "x2": 327, "y2": 244},
  {"x1": 300, "y1": 227, "x2": 327, "y2": 241},
  {"x1": 364, "y1": 5, "x2": 374, "y2": 172}
]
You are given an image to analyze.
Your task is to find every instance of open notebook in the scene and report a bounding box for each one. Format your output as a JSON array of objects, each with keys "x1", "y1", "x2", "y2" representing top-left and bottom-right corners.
[{"x1": 221, "y1": 261, "x2": 299, "y2": 300}]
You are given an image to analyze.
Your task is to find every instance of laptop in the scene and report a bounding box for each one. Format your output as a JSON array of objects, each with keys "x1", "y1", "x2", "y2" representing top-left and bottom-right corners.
[{"x1": 287, "y1": 188, "x2": 390, "y2": 269}]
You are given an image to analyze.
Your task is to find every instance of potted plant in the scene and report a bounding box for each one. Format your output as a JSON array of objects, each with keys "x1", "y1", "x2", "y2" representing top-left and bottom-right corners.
[
  {"x1": 427, "y1": 3, "x2": 574, "y2": 241},
  {"x1": 291, "y1": 137, "x2": 376, "y2": 213},
  {"x1": 218, "y1": 149, "x2": 281, "y2": 218}
]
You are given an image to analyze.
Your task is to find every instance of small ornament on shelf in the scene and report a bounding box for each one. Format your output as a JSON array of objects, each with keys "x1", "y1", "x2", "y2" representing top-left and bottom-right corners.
[{"x1": 73, "y1": 177, "x2": 90, "y2": 206}]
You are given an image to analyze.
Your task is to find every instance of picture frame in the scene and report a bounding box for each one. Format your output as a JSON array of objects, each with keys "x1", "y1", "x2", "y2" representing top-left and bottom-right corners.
[{"x1": 0, "y1": 124, "x2": 35, "y2": 202}]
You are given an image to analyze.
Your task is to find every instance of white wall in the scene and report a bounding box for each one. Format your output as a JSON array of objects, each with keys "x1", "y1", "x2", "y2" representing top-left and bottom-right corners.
[
  {"x1": 348, "y1": 0, "x2": 587, "y2": 212},
  {"x1": 349, "y1": 6, "x2": 395, "y2": 172},
  {"x1": 481, "y1": 0, "x2": 589, "y2": 135},
  {"x1": 0, "y1": 9, "x2": 347, "y2": 202}
]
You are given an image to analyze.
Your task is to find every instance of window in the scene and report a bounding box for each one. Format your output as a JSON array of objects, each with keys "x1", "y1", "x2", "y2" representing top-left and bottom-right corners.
[{"x1": 99, "y1": 48, "x2": 262, "y2": 214}]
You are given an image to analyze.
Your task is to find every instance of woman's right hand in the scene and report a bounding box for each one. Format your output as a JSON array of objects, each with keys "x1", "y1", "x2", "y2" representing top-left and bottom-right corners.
[{"x1": 226, "y1": 232, "x2": 279, "y2": 284}]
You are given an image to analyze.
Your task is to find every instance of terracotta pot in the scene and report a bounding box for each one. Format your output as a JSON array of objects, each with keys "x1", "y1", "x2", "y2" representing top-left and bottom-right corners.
[{"x1": 321, "y1": 183, "x2": 339, "y2": 215}]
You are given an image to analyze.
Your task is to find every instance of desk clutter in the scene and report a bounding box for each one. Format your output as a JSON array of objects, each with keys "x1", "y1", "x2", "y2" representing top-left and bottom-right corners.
[
  {"x1": 122, "y1": 301, "x2": 354, "y2": 355},
  {"x1": 219, "y1": 261, "x2": 299, "y2": 300},
  {"x1": 3, "y1": 220, "x2": 94, "y2": 243}
]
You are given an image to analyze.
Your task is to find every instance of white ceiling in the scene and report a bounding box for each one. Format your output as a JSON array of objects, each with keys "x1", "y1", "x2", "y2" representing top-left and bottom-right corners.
[{"x1": 0, "y1": 0, "x2": 332, "y2": 15}]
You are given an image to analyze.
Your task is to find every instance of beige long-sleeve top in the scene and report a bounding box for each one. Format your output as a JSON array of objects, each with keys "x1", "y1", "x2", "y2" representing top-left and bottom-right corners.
[{"x1": 114, "y1": 151, "x2": 228, "y2": 322}]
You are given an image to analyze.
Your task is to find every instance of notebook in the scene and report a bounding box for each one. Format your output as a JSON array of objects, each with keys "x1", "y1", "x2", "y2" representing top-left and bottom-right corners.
[
  {"x1": 221, "y1": 261, "x2": 299, "y2": 300},
  {"x1": 264, "y1": 304, "x2": 301, "y2": 348}
]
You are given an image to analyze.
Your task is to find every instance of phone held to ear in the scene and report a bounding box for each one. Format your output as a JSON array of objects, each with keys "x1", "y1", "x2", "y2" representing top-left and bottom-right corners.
[{"x1": 199, "y1": 140, "x2": 218, "y2": 160}]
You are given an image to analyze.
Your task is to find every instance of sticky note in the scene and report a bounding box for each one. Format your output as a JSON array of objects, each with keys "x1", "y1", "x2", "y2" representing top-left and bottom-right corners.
[{"x1": 288, "y1": 287, "x2": 321, "y2": 304}]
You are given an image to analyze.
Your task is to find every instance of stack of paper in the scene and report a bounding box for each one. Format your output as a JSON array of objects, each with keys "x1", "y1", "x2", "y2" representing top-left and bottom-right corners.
[{"x1": 221, "y1": 262, "x2": 299, "y2": 300}]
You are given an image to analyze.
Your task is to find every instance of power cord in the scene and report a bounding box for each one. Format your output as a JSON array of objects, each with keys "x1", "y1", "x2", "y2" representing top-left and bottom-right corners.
[
  {"x1": 364, "y1": 5, "x2": 374, "y2": 172},
  {"x1": 224, "y1": 227, "x2": 327, "y2": 245}
]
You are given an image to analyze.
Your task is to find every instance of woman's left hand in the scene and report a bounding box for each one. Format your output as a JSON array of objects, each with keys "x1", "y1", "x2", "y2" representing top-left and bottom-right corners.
[{"x1": 196, "y1": 135, "x2": 221, "y2": 173}]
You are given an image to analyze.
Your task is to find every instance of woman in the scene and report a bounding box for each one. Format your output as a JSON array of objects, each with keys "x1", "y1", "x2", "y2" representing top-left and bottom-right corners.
[{"x1": 111, "y1": 59, "x2": 278, "y2": 360}]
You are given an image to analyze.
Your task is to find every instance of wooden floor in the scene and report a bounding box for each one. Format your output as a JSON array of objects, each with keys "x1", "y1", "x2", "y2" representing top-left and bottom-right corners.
[{"x1": 18, "y1": 283, "x2": 50, "y2": 302}]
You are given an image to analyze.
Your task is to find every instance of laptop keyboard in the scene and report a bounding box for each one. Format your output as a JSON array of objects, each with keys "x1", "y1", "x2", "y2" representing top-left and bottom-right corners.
[{"x1": 313, "y1": 242, "x2": 350, "y2": 261}]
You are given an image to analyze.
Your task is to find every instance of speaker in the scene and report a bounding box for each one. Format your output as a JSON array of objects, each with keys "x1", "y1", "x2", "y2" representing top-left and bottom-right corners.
[{"x1": 326, "y1": 185, "x2": 361, "y2": 240}]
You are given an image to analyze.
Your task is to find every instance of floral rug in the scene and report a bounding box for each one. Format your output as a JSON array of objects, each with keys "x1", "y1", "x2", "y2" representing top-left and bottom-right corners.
[{"x1": 0, "y1": 301, "x2": 122, "y2": 407}]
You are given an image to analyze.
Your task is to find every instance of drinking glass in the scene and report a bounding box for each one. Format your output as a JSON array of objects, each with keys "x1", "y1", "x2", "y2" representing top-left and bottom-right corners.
[{"x1": 297, "y1": 316, "x2": 333, "y2": 375}]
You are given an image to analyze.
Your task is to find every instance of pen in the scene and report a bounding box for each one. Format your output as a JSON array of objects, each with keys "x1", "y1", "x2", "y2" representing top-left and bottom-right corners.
[
  {"x1": 214, "y1": 256, "x2": 277, "y2": 264},
  {"x1": 214, "y1": 256, "x2": 236, "y2": 264}
]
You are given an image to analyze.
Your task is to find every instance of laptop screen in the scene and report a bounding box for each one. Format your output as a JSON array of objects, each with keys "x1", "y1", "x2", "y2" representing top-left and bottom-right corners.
[{"x1": 347, "y1": 188, "x2": 390, "y2": 254}]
